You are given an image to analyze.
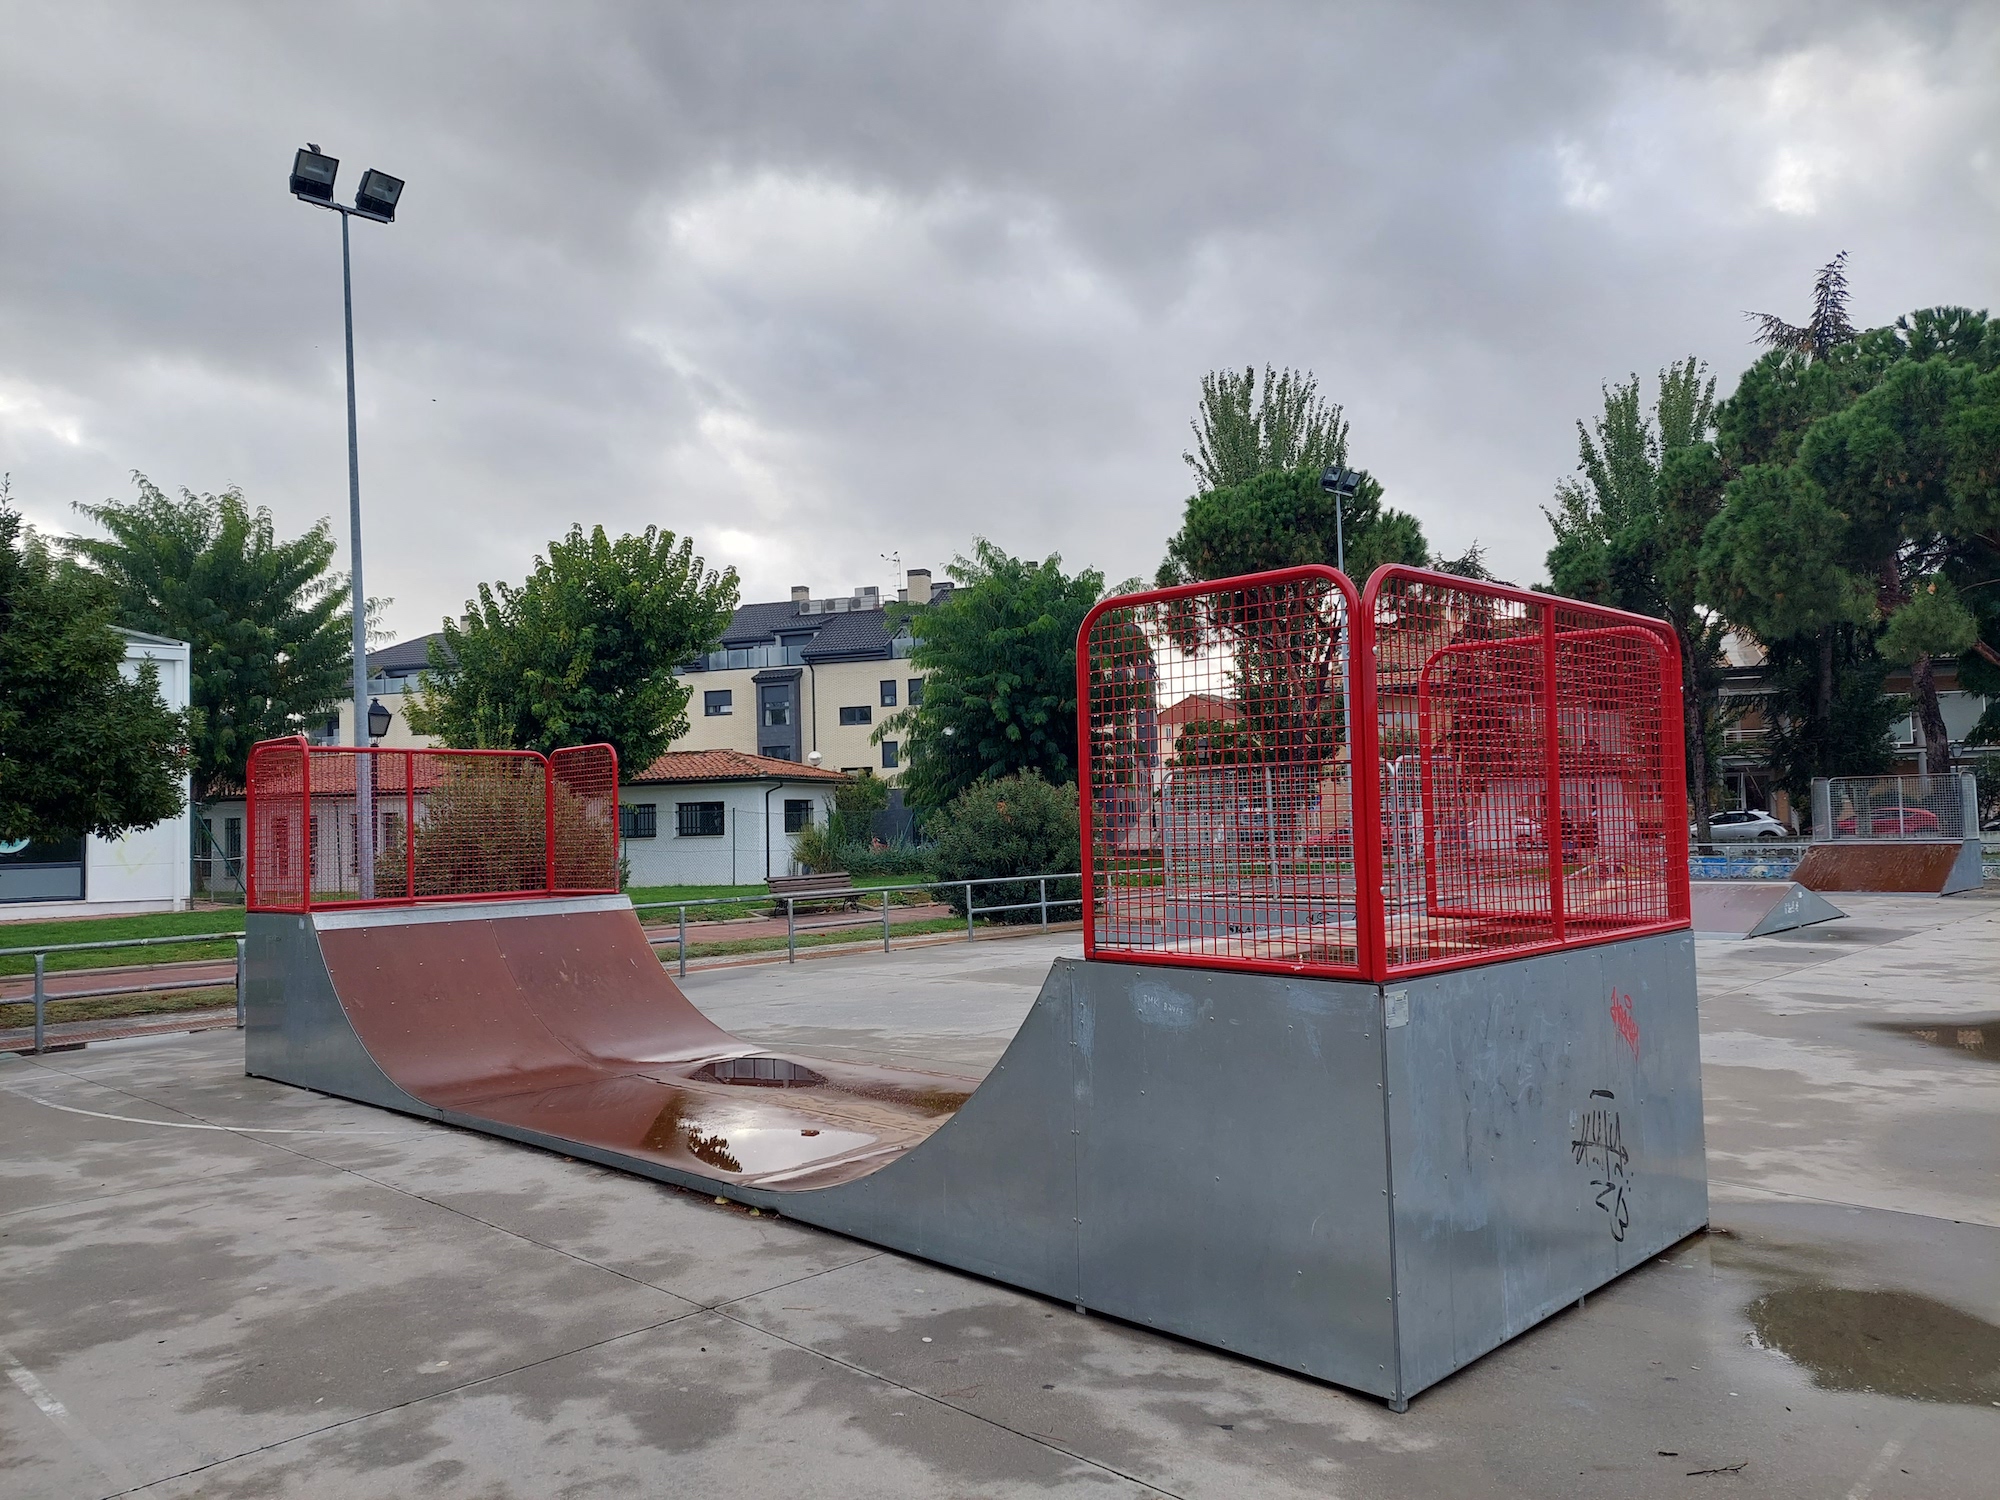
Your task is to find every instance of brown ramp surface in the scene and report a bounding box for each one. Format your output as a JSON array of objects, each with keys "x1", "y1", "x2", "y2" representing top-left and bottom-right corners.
[
  {"x1": 313, "y1": 899, "x2": 975, "y2": 1189},
  {"x1": 1793, "y1": 840, "x2": 1984, "y2": 896}
]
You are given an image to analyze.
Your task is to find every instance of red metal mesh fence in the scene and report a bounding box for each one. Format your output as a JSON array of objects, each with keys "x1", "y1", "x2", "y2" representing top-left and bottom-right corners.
[
  {"x1": 246, "y1": 740, "x2": 621, "y2": 911},
  {"x1": 1079, "y1": 565, "x2": 1690, "y2": 982},
  {"x1": 1079, "y1": 567, "x2": 1365, "y2": 977},
  {"x1": 550, "y1": 744, "x2": 621, "y2": 891}
]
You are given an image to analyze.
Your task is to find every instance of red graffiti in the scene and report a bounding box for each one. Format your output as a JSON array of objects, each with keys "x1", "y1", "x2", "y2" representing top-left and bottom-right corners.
[{"x1": 1610, "y1": 990, "x2": 1640, "y2": 1058}]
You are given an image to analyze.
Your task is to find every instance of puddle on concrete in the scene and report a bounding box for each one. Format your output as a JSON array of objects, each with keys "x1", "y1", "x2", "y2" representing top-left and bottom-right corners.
[
  {"x1": 1744, "y1": 1287, "x2": 2000, "y2": 1405},
  {"x1": 1867, "y1": 1017, "x2": 1997, "y2": 1063}
]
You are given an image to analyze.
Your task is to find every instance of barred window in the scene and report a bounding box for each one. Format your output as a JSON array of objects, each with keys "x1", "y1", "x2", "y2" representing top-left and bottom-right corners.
[
  {"x1": 784, "y1": 799, "x2": 813, "y2": 833},
  {"x1": 621, "y1": 803, "x2": 658, "y2": 839},
  {"x1": 675, "y1": 802, "x2": 725, "y2": 837}
]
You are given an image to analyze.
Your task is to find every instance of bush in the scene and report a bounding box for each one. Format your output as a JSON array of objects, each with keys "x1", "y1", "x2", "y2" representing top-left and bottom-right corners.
[
  {"x1": 789, "y1": 819, "x2": 848, "y2": 876},
  {"x1": 928, "y1": 773, "x2": 1080, "y2": 921}
]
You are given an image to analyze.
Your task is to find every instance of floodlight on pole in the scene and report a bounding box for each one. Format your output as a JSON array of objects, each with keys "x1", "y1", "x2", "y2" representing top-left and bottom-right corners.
[
  {"x1": 1320, "y1": 465, "x2": 1362, "y2": 578},
  {"x1": 290, "y1": 143, "x2": 406, "y2": 896}
]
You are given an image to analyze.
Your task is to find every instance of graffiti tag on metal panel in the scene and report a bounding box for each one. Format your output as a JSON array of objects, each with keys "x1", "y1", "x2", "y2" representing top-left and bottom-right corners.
[{"x1": 1572, "y1": 1087, "x2": 1631, "y2": 1241}]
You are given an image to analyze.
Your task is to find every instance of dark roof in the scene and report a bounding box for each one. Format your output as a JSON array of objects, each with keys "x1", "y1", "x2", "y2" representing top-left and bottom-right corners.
[
  {"x1": 367, "y1": 632, "x2": 448, "y2": 674},
  {"x1": 715, "y1": 584, "x2": 954, "y2": 652},
  {"x1": 801, "y1": 609, "x2": 904, "y2": 662},
  {"x1": 721, "y1": 601, "x2": 830, "y2": 646}
]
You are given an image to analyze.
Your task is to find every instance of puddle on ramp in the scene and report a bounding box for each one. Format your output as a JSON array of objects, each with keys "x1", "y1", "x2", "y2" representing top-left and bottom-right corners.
[
  {"x1": 1745, "y1": 1287, "x2": 2000, "y2": 1405},
  {"x1": 1867, "y1": 1017, "x2": 1997, "y2": 1063}
]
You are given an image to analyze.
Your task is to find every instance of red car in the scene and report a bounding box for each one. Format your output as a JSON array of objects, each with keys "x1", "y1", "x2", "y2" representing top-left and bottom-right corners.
[{"x1": 1836, "y1": 807, "x2": 1940, "y2": 836}]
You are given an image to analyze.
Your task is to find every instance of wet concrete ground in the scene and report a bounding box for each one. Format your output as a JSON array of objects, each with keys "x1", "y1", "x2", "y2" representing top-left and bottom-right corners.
[{"x1": 2, "y1": 894, "x2": 1996, "y2": 1497}]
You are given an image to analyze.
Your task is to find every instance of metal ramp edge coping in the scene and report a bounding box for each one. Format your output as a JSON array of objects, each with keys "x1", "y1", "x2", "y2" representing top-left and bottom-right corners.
[
  {"x1": 245, "y1": 894, "x2": 1708, "y2": 1409},
  {"x1": 1689, "y1": 881, "x2": 1846, "y2": 941}
]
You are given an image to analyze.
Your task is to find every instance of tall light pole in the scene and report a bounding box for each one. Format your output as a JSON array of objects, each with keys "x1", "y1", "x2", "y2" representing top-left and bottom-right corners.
[
  {"x1": 291, "y1": 145, "x2": 405, "y2": 897},
  {"x1": 1320, "y1": 465, "x2": 1362, "y2": 579}
]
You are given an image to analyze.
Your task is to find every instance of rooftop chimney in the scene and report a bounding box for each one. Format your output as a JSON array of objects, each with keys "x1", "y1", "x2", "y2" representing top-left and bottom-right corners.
[
  {"x1": 906, "y1": 568, "x2": 932, "y2": 606},
  {"x1": 791, "y1": 586, "x2": 810, "y2": 607}
]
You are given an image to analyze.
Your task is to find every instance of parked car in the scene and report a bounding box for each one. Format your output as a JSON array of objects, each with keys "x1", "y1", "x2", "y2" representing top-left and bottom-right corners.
[
  {"x1": 1703, "y1": 810, "x2": 1789, "y2": 842},
  {"x1": 1835, "y1": 807, "x2": 1940, "y2": 836}
]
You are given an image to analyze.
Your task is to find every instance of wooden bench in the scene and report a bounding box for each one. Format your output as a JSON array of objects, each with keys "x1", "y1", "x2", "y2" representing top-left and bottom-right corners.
[{"x1": 768, "y1": 872, "x2": 858, "y2": 912}]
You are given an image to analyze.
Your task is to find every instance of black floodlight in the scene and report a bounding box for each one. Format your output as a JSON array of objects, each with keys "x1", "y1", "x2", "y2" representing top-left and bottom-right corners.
[
  {"x1": 1320, "y1": 465, "x2": 1362, "y2": 499},
  {"x1": 353, "y1": 169, "x2": 404, "y2": 222},
  {"x1": 290, "y1": 145, "x2": 339, "y2": 203},
  {"x1": 366, "y1": 698, "x2": 393, "y2": 740}
]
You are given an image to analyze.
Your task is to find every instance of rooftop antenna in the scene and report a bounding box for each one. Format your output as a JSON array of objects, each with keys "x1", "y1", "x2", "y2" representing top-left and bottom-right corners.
[{"x1": 881, "y1": 550, "x2": 902, "y2": 596}]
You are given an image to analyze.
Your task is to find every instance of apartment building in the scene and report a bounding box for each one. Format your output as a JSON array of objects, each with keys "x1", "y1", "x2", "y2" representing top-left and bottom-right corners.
[{"x1": 670, "y1": 568, "x2": 947, "y2": 781}]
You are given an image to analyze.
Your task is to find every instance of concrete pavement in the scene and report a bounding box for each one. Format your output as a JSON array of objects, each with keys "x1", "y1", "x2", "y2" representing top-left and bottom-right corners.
[{"x1": 1, "y1": 894, "x2": 1996, "y2": 1497}]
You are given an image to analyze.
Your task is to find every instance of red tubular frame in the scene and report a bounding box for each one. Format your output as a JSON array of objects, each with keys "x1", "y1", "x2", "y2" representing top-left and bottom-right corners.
[
  {"x1": 1076, "y1": 564, "x2": 1692, "y2": 985},
  {"x1": 244, "y1": 737, "x2": 621, "y2": 914}
]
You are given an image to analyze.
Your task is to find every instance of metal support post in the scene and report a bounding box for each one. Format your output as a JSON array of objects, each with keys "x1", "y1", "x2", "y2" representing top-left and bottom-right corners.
[
  {"x1": 235, "y1": 938, "x2": 247, "y2": 1030},
  {"x1": 1039, "y1": 876, "x2": 1049, "y2": 929},
  {"x1": 966, "y1": 882, "x2": 976, "y2": 942},
  {"x1": 678, "y1": 906, "x2": 688, "y2": 978},
  {"x1": 342, "y1": 210, "x2": 375, "y2": 901},
  {"x1": 787, "y1": 897, "x2": 796, "y2": 962},
  {"x1": 32, "y1": 954, "x2": 46, "y2": 1055},
  {"x1": 882, "y1": 889, "x2": 891, "y2": 952}
]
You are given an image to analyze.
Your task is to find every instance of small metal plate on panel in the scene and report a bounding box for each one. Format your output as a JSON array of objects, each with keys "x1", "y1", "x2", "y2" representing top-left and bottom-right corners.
[{"x1": 1383, "y1": 989, "x2": 1409, "y2": 1028}]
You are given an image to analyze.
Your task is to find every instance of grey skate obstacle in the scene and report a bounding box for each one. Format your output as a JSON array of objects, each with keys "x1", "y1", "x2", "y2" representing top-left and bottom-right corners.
[
  {"x1": 243, "y1": 564, "x2": 1708, "y2": 1410},
  {"x1": 1794, "y1": 773, "x2": 1986, "y2": 896},
  {"x1": 1690, "y1": 880, "x2": 1846, "y2": 939}
]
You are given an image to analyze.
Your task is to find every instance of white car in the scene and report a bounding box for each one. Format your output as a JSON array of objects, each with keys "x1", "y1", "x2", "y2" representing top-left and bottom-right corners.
[{"x1": 1701, "y1": 810, "x2": 1789, "y2": 842}]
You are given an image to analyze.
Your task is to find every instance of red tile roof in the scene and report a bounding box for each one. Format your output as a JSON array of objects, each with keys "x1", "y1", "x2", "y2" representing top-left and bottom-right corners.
[
  {"x1": 1158, "y1": 693, "x2": 1239, "y2": 728},
  {"x1": 627, "y1": 749, "x2": 851, "y2": 785}
]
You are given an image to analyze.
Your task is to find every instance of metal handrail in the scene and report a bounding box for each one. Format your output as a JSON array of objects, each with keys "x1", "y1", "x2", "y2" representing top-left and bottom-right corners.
[
  {"x1": 633, "y1": 872, "x2": 1085, "y2": 975},
  {"x1": 2, "y1": 938, "x2": 248, "y2": 1057}
]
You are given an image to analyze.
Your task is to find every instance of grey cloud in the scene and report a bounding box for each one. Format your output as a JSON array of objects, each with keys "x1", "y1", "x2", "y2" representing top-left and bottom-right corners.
[{"x1": 1, "y1": 0, "x2": 1994, "y2": 639}]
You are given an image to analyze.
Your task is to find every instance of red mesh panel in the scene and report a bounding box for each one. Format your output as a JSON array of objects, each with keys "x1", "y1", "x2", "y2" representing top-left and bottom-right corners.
[
  {"x1": 1367, "y1": 569, "x2": 1688, "y2": 977},
  {"x1": 245, "y1": 740, "x2": 621, "y2": 911},
  {"x1": 1080, "y1": 567, "x2": 1365, "y2": 978},
  {"x1": 1079, "y1": 566, "x2": 1690, "y2": 981},
  {"x1": 247, "y1": 739, "x2": 307, "y2": 912},
  {"x1": 549, "y1": 744, "x2": 620, "y2": 892}
]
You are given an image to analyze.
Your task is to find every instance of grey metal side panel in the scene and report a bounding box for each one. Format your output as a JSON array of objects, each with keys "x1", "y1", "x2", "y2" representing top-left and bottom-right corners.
[
  {"x1": 243, "y1": 911, "x2": 437, "y2": 1118},
  {"x1": 1943, "y1": 838, "x2": 1985, "y2": 896},
  {"x1": 1073, "y1": 964, "x2": 1399, "y2": 1395},
  {"x1": 1384, "y1": 933, "x2": 1708, "y2": 1399},
  {"x1": 765, "y1": 959, "x2": 1083, "y2": 1302}
]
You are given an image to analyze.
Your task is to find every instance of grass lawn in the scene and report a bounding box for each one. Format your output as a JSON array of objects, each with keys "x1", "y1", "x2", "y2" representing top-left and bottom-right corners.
[
  {"x1": 0, "y1": 985, "x2": 235, "y2": 1030},
  {"x1": 0, "y1": 911, "x2": 249, "y2": 977}
]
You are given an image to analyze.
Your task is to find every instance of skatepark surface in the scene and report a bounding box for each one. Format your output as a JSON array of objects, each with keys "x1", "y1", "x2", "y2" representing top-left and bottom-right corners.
[{"x1": 3, "y1": 893, "x2": 1997, "y2": 1498}]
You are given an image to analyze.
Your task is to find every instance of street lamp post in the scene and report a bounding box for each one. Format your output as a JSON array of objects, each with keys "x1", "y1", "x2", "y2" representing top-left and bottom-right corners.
[
  {"x1": 291, "y1": 146, "x2": 404, "y2": 897},
  {"x1": 1319, "y1": 465, "x2": 1362, "y2": 579}
]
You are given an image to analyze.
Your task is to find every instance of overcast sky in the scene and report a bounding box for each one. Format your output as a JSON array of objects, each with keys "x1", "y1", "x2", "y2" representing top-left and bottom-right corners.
[{"x1": 2, "y1": 1, "x2": 1996, "y2": 642}]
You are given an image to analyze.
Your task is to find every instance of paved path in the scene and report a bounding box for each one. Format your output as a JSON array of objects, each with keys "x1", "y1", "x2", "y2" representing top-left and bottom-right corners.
[{"x1": 2, "y1": 899, "x2": 1996, "y2": 1497}]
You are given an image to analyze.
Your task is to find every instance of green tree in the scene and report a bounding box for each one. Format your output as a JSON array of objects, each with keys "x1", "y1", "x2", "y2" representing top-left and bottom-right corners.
[
  {"x1": 877, "y1": 540, "x2": 1103, "y2": 809},
  {"x1": 927, "y1": 772, "x2": 1080, "y2": 920},
  {"x1": 1, "y1": 486, "x2": 189, "y2": 841},
  {"x1": 1704, "y1": 309, "x2": 2000, "y2": 787},
  {"x1": 1544, "y1": 359, "x2": 1731, "y2": 835},
  {"x1": 1158, "y1": 466, "x2": 1429, "y2": 587},
  {"x1": 1184, "y1": 365, "x2": 1353, "y2": 494},
  {"x1": 1746, "y1": 251, "x2": 1859, "y2": 360},
  {"x1": 63, "y1": 475, "x2": 352, "y2": 799},
  {"x1": 409, "y1": 524, "x2": 737, "y2": 772}
]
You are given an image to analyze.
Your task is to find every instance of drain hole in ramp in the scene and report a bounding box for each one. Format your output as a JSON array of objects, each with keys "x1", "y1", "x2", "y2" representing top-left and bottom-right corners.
[{"x1": 696, "y1": 1057, "x2": 826, "y2": 1089}]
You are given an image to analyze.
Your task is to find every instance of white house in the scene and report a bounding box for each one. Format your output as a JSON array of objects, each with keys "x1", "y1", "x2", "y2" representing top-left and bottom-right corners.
[
  {"x1": 621, "y1": 750, "x2": 849, "y2": 887},
  {"x1": 0, "y1": 630, "x2": 193, "y2": 918}
]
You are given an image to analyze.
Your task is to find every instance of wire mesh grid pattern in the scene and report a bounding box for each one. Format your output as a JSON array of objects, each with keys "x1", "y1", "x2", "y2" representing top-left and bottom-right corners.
[
  {"x1": 1078, "y1": 565, "x2": 1690, "y2": 982},
  {"x1": 1813, "y1": 772, "x2": 1976, "y2": 841},
  {"x1": 246, "y1": 738, "x2": 620, "y2": 912},
  {"x1": 1080, "y1": 568, "x2": 1365, "y2": 976}
]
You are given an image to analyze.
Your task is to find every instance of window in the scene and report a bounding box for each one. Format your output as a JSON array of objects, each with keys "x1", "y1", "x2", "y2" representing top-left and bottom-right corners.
[
  {"x1": 225, "y1": 817, "x2": 242, "y2": 863},
  {"x1": 761, "y1": 745, "x2": 795, "y2": 761},
  {"x1": 908, "y1": 677, "x2": 924, "y2": 706},
  {"x1": 621, "y1": 803, "x2": 658, "y2": 839},
  {"x1": 704, "y1": 690, "x2": 733, "y2": 717},
  {"x1": 763, "y1": 697, "x2": 791, "y2": 727},
  {"x1": 676, "y1": 802, "x2": 726, "y2": 837},
  {"x1": 881, "y1": 740, "x2": 899, "y2": 769},
  {"x1": 839, "y1": 705, "x2": 872, "y2": 726},
  {"x1": 784, "y1": 799, "x2": 814, "y2": 833},
  {"x1": 880, "y1": 679, "x2": 897, "y2": 707}
]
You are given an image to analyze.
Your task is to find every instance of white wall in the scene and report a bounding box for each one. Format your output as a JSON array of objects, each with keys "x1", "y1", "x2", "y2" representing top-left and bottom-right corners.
[
  {"x1": 619, "y1": 780, "x2": 839, "y2": 887},
  {"x1": 9, "y1": 634, "x2": 194, "y2": 919}
]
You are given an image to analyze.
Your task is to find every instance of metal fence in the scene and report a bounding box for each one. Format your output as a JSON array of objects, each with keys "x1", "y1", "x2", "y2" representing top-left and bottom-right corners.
[
  {"x1": 1077, "y1": 564, "x2": 1690, "y2": 984},
  {"x1": 0, "y1": 932, "x2": 246, "y2": 1055},
  {"x1": 635, "y1": 873, "x2": 1084, "y2": 976},
  {"x1": 245, "y1": 738, "x2": 620, "y2": 911},
  {"x1": 1811, "y1": 773, "x2": 1978, "y2": 842}
]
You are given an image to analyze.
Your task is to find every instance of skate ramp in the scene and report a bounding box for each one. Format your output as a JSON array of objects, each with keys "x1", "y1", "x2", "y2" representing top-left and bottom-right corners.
[
  {"x1": 1793, "y1": 839, "x2": 1984, "y2": 896},
  {"x1": 1690, "y1": 881, "x2": 1846, "y2": 940}
]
